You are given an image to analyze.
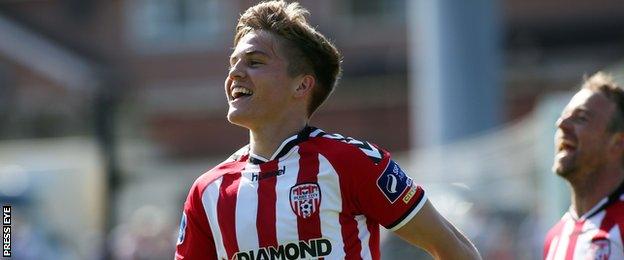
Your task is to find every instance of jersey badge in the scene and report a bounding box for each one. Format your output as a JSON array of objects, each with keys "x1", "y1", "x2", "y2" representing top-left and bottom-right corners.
[
  {"x1": 290, "y1": 183, "x2": 322, "y2": 219},
  {"x1": 588, "y1": 238, "x2": 610, "y2": 260},
  {"x1": 377, "y1": 160, "x2": 413, "y2": 203},
  {"x1": 177, "y1": 212, "x2": 187, "y2": 245}
]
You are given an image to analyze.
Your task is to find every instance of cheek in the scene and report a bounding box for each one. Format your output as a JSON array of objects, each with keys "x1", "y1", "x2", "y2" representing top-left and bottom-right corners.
[
  {"x1": 224, "y1": 78, "x2": 232, "y2": 90},
  {"x1": 554, "y1": 129, "x2": 563, "y2": 141},
  {"x1": 579, "y1": 134, "x2": 605, "y2": 153},
  {"x1": 253, "y1": 74, "x2": 287, "y2": 95}
]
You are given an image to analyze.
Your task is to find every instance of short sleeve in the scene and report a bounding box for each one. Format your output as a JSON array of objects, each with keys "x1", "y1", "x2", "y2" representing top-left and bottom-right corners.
[
  {"x1": 175, "y1": 179, "x2": 218, "y2": 259},
  {"x1": 350, "y1": 147, "x2": 427, "y2": 231}
]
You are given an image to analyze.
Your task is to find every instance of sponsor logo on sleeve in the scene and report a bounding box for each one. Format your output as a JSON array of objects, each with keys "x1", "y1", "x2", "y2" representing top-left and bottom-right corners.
[
  {"x1": 177, "y1": 212, "x2": 187, "y2": 245},
  {"x1": 402, "y1": 185, "x2": 418, "y2": 204},
  {"x1": 290, "y1": 183, "x2": 322, "y2": 219},
  {"x1": 376, "y1": 160, "x2": 413, "y2": 203}
]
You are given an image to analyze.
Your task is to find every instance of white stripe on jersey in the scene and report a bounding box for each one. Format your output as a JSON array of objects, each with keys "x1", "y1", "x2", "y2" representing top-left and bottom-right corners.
[
  {"x1": 356, "y1": 215, "x2": 372, "y2": 259},
  {"x1": 360, "y1": 142, "x2": 382, "y2": 161},
  {"x1": 269, "y1": 135, "x2": 299, "y2": 160},
  {"x1": 547, "y1": 209, "x2": 624, "y2": 260},
  {"x1": 235, "y1": 164, "x2": 259, "y2": 251},
  {"x1": 309, "y1": 128, "x2": 324, "y2": 137},
  {"x1": 275, "y1": 148, "x2": 301, "y2": 243},
  {"x1": 314, "y1": 132, "x2": 382, "y2": 162},
  {"x1": 545, "y1": 236, "x2": 559, "y2": 260},
  {"x1": 611, "y1": 225, "x2": 624, "y2": 255},
  {"x1": 584, "y1": 210, "x2": 624, "y2": 259},
  {"x1": 322, "y1": 133, "x2": 345, "y2": 140},
  {"x1": 548, "y1": 216, "x2": 576, "y2": 260},
  {"x1": 570, "y1": 211, "x2": 604, "y2": 259},
  {"x1": 202, "y1": 177, "x2": 228, "y2": 259},
  {"x1": 388, "y1": 193, "x2": 427, "y2": 232},
  {"x1": 317, "y1": 153, "x2": 346, "y2": 258}
]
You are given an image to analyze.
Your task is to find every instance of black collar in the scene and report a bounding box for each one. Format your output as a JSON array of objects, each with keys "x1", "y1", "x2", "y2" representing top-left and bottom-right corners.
[
  {"x1": 248, "y1": 126, "x2": 317, "y2": 165},
  {"x1": 584, "y1": 179, "x2": 624, "y2": 219}
]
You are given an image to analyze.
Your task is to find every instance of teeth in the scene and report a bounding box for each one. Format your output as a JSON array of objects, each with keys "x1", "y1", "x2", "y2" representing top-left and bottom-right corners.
[
  {"x1": 563, "y1": 140, "x2": 575, "y2": 148},
  {"x1": 558, "y1": 140, "x2": 576, "y2": 151},
  {"x1": 232, "y1": 86, "x2": 253, "y2": 98}
]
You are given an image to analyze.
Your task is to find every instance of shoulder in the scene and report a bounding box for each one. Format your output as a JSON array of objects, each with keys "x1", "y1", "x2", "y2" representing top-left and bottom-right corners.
[
  {"x1": 305, "y1": 129, "x2": 388, "y2": 164},
  {"x1": 191, "y1": 145, "x2": 249, "y2": 193},
  {"x1": 543, "y1": 215, "x2": 569, "y2": 258},
  {"x1": 543, "y1": 216, "x2": 568, "y2": 257},
  {"x1": 545, "y1": 215, "x2": 569, "y2": 240},
  {"x1": 606, "y1": 196, "x2": 624, "y2": 221}
]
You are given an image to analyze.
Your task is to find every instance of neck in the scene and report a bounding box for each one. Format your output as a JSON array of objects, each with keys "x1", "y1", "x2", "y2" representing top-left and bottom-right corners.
[
  {"x1": 249, "y1": 118, "x2": 308, "y2": 160},
  {"x1": 569, "y1": 163, "x2": 624, "y2": 217}
]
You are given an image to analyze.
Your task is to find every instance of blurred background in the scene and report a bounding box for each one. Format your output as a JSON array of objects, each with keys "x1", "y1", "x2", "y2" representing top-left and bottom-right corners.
[{"x1": 0, "y1": 0, "x2": 623, "y2": 259}]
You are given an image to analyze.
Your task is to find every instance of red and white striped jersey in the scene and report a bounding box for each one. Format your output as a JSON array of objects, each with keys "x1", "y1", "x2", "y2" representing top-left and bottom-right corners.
[
  {"x1": 544, "y1": 182, "x2": 624, "y2": 260},
  {"x1": 175, "y1": 126, "x2": 427, "y2": 260}
]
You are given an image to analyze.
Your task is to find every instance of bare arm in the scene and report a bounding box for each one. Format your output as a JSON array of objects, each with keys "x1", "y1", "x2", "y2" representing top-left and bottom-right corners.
[{"x1": 393, "y1": 200, "x2": 481, "y2": 260}]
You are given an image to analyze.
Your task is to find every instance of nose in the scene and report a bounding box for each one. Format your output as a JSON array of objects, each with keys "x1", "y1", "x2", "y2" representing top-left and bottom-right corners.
[
  {"x1": 228, "y1": 60, "x2": 246, "y2": 80},
  {"x1": 556, "y1": 114, "x2": 572, "y2": 132}
]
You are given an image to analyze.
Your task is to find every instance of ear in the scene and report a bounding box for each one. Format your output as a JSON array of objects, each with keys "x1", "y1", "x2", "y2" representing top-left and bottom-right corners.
[
  {"x1": 294, "y1": 75, "x2": 315, "y2": 98},
  {"x1": 609, "y1": 132, "x2": 624, "y2": 153},
  {"x1": 608, "y1": 133, "x2": 624, "y2": 165}
]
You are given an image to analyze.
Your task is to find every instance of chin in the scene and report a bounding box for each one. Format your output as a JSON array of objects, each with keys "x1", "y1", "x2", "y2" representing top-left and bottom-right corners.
[
  {"x1": 553, "y1": 162, "x2": 576, "y2": 178},
  {"x1": 226, "y1": 111, "x2": 253, "y2": 129},
  {"x1": 553, "y1": 153, "x2": 576, "y2": 175},
  {"x1": 554, "y1": 166, "x2": 568, "y2": 177},
  {"x1": 226, "y1": 114, "x2": 246, "y2": 128}
]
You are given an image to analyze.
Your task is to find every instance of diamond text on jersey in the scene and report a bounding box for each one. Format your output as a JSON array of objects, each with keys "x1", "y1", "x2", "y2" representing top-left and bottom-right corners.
[{"x1": 232, "y1": 238, "x2": 332, "y2": 260}]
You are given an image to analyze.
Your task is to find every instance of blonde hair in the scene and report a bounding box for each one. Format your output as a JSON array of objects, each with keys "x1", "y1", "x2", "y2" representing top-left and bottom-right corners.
[
  {"x1": 582, "y1": 71, "x2": 624, "y2": 132},
  {"x1": 234, "y1": 0, "x2": 342, "y2": 116}
]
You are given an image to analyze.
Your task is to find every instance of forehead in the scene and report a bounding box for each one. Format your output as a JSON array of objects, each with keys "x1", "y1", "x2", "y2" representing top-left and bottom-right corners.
[
  {"x1": 231, "y1": 30, "x2": 281, "y2": 59},
  {"x1": 565, "y1": 88, "x2": 615, "y2": 115}
]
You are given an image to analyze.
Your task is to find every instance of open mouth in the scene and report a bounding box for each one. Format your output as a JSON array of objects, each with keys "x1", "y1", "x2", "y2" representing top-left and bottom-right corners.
[
  {"x1": 558, "y1": 140, "x2": 577, "y2": 152},
  {"x1": 231, "y1": 86, "x2": 253, "y2": 100}
]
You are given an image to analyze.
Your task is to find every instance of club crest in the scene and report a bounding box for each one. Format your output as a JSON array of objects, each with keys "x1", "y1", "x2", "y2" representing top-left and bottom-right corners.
[
  {"x1": 177, "y1": 212, "x2": 187, "y2": 245},
  {"x1": 588, "y1": 238, "x2": 610, "y2": 260},
  {"x1": 290, "y1": 183, "x2": 321, "y2": 219}
]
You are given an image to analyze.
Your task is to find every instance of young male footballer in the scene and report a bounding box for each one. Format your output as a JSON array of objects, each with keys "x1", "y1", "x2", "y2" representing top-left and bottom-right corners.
[{"x1": 175, "y1": 1, "x2": 481, "y2": 259}]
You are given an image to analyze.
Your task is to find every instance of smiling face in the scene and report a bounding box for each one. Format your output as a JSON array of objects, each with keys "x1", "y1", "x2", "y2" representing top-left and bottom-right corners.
[
  {"x1": 225, "y1": 30, "x2": 308, "y2": 130},
  {"x1": 553, "y1": 89, "x2": 617, "y2": 180}
]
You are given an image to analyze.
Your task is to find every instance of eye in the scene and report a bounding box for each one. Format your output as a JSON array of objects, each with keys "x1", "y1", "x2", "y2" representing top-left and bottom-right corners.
[
  {"x1": 248, "y1": 60, "x2": 263, "y2": 67},
  {"x1": 573, "y1": 113, "x2": 588, "y2": 123}
]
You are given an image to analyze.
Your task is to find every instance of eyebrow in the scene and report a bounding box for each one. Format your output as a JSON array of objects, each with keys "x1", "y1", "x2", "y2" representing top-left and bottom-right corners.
[
  {"x1": 229, "y1": 50, "x2": 270, "y2": 63},
  {"x1": 561, "y1": 107, "x2": 590, "y2": 117},
  {"x1": 571, "y1": 107, "x2": 593, "y2": 117}
]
